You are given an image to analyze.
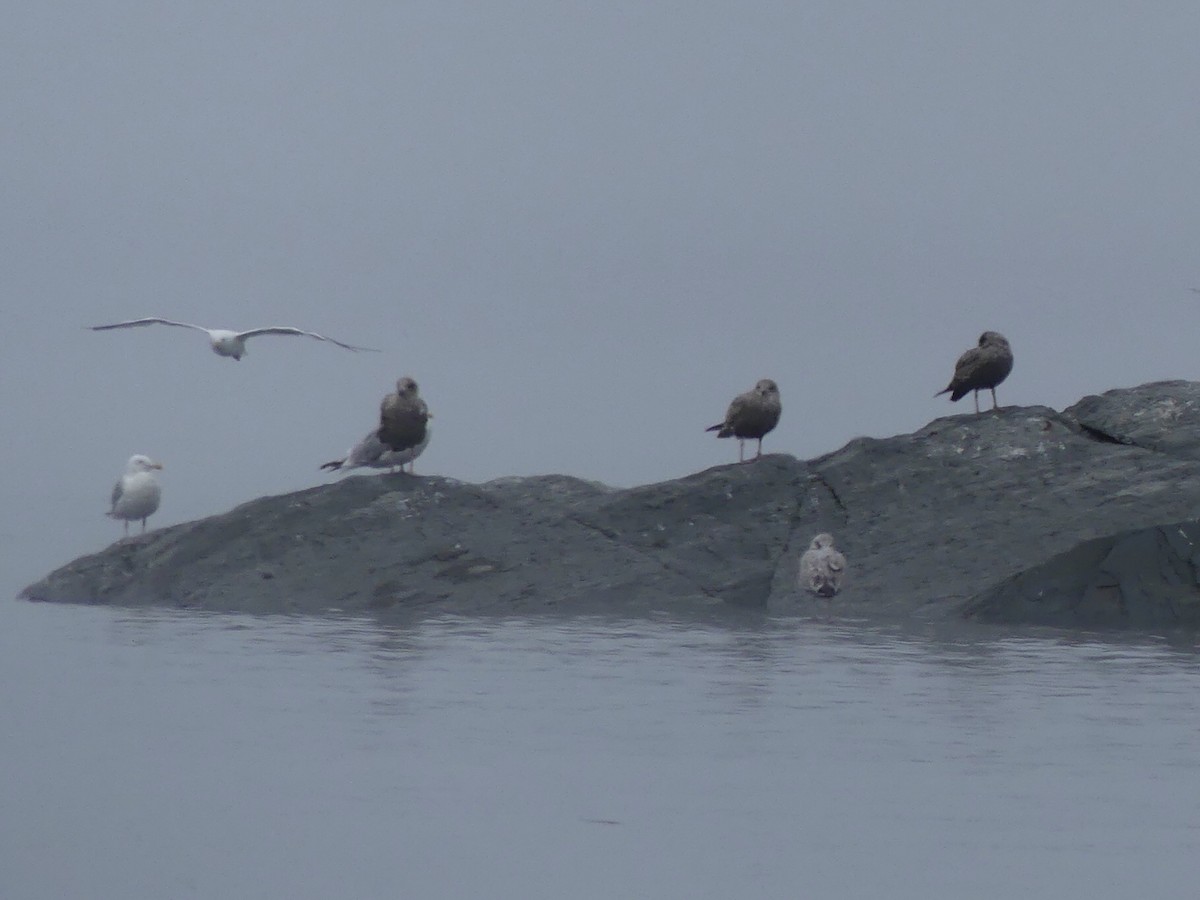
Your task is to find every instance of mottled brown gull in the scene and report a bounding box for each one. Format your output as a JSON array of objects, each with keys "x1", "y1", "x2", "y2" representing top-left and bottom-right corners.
[
  {"x1": 935, "y1": 331, "x2": 1013, "y2": 413},
  {"x1": 89, "y1": 317, "x2": 379, "y2": 360},
  {"x1": 798, "y1": 533, "x2": 846, "y2": 598},
  {"x1": 107, "y1": 454, "x2": 163, "y2": 535},
  {"x1": 706, "y1": 378, "x2": 782, "y2": 462},
  {"x1": 320, "y1": 427, "x2": 431, "y2": 475},
  {"x1": 378, "y1": 377, "x2": 430, "y2": 454}
]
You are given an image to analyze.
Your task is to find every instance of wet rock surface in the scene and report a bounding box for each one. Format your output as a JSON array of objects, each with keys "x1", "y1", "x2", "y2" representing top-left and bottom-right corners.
[
  {"x1": 22, "y1": 381, "x2": 1200, "y2": 628},
  {"x1": 963, "y1": 520, "x2": 1200, "y2": 628}
]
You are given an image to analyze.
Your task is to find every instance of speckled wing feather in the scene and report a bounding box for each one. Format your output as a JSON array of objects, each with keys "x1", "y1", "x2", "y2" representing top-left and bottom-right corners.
[
  {"x1": 947, "y1": 346, "x2": 986, "y2": 401},
  {"x1": 799, "y1": 536, "x2": 846, "y2": 597},
  {"x1": 719, "y1": 393, "x2": 753, "y2": 437}
]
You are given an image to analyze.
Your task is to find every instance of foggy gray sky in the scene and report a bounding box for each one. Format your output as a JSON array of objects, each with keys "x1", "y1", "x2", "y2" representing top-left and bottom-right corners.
[{"x1": 5, "y1": 1, "x2": 1200, "y2": 587}]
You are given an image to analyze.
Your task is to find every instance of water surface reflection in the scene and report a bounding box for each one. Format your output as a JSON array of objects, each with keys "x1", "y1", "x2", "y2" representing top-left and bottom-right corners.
[{"x1": 2, "y1": 601, "x2": 1198, "y2": 899}]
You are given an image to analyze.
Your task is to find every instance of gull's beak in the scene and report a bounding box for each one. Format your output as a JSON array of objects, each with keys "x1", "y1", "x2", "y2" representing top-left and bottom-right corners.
[{"x1": 153, "y1": 461, "x2": 164, "y2": 470}]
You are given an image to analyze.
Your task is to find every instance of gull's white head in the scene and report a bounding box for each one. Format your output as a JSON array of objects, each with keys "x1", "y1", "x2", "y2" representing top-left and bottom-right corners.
[
  {"x1": 396, "y1": 377, "x2": 420, "y2": 398},
  {"x1": 810, "y1": 533, "x2": 836, "y2": 551},
  {"x1": 126, "y1": 454, "x2": 164, "y2": 474}
]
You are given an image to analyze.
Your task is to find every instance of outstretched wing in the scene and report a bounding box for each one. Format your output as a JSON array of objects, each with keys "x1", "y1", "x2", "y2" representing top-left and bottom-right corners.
[
  {"x1": 90, "y1": 317, "x2": 209, "y2": 333},
  {"x1": 237, "y1": 327, "x2": 380, "y2": 352}
]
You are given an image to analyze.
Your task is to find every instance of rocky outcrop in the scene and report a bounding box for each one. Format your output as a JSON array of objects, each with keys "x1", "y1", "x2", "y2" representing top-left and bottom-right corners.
[
  {"x1": 22, "y1": 381, "x2": 1200, "y2": 628},
  {"x1": 963, "y1": 521, "x2": 1200, "y2": 627},
  {"x1": 960, "y1": 382, "x2": 1200, "y2": 627}
]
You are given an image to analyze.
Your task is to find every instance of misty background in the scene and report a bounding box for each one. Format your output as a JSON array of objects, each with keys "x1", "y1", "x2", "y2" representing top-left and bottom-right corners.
[{"x1": 5, "y1": 1, "x2": 1200, "y2": 589}]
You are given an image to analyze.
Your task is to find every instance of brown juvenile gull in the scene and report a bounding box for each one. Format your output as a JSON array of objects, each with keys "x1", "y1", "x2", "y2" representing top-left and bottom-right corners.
[
  {"x1": 107, "y1": 454, "x2": 163, "y2": 535},
  {"x1": 798, "y1": 533, "x2": 846, "y2": 598},
  {"x1": 706, "y1": 378, "x2": 782, "y2": 462},
  {"x1": 320, "y1": 427, "x2": 431, "y2": 475},
  {"x1": 378, "y1": 376, "x2": 430, "y2": 454},
  {"x1": 89, "y1": 317, "x2": 380, "y2": 360},
  {"x1": 935, "y1": 331, "x2": 1013, "y2": 413}
]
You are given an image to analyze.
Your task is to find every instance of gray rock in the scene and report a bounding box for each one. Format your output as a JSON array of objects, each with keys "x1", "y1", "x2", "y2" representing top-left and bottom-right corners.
[
  {"x1": 23, "y1": 462, "x2": 812, "y2": 618},
  {"x1": 22, "y1": 380, "x2": 1200, "y2": 628},
  {"x1": 964, "y1": 521, "x2": 1200, "y2": 628},
  {"x1": 1063, "y1": 379, "x2": 1200, "y2": 460}
]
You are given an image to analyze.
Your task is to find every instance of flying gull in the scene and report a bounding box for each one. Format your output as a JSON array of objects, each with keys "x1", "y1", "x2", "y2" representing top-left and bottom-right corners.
[
  {"x1": 89, "y1": 317, "x2": 379, "y2": 360},
  {"x1": 107, "y1": 454, "x2": 163, "y2": 535},
  {"x1": 935, "y1": 331, "x2": 1013, "y2": 413},
  {"x1": 706, "y1": 378, "x2": 782, "y2": 462},
  {"x1": 798, "y1": 533, "x2": 846, "y2": 598},
  {"x1": 320, "y1": 427, "x2": 431, "y2": 475},
  {"x1": 378, "y1": 377, "x2": 430, "y2": 454}
]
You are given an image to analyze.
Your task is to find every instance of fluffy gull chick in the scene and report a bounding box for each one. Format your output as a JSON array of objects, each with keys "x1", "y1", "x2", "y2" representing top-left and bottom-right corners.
[
  {"x1": 90, "y1": 317, "x2": 379, "y2": 360},
  {"x1": 936, "y1": 331, "x2": 1013, "y2": 414},
  {"x1": 378, "y1": 377, "x2": 430, "y2": 454},
  {"x1": 107, "y1": 454, "x2": 163, "y2": 535},
  {"x1": 706, "y1": 378, "x2": 782, "y2": 462},
  {"x1": 798, "y1": 533, "x2": 846, "y2": 598},
  {"x1": 321, "y1": 427, "x2": 431, "y2": 475}
]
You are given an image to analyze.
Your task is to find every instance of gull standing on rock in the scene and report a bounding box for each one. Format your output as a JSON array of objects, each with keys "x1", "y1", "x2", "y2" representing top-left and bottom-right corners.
[
  {"x1": 107, "y1": 454, "x2": 163, "y2": 535},
  {"x1": 378, "y1": 377, "x2": 431, "y2": 457},
  {"x1": 936, "y1": 331, "x2": 1013, "y2": 413},
  {"x1": 706, "y1": 379, "x2": 782, "y2": 462},
  {"x1": 798, "y1": 533, "x2": 846, "y2": 598},
  {"x1": 320, "y1": 427, "x2": 431, "y2": 475},
  {"x1": 89, "y1": 317, "x2": 379, "y2": 360}
]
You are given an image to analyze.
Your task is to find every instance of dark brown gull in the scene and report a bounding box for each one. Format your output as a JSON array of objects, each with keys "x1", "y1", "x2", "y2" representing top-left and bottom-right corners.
[
  {"x1": 935, "y1": 331, "x2": 1013, "y2": 413},
  {"x1": 378, "y1": 377, "x2": 430, "y2": 454},
  {"x1": 706, "y1": 378, "x2": 782, "y2": 462}
]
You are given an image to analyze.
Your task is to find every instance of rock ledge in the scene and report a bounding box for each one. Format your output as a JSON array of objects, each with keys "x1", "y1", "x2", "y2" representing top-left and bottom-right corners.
[{"x1": 23, "y1": 381, "x2": 1200, "y2": 628}]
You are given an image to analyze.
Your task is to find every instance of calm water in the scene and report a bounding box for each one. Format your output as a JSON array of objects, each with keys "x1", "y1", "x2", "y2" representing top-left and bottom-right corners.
[{"x1": 2, "y1": 599, "x2": 1199, "y2": 899}]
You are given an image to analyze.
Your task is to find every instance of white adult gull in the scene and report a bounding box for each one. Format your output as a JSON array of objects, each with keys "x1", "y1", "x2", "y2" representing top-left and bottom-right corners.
[
  {"x1": 107, "y1": 454, "x2": 163, "y2": 535},
  {"x1": 89, "y1": 317, "x2": 379, "y2": 360}
]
